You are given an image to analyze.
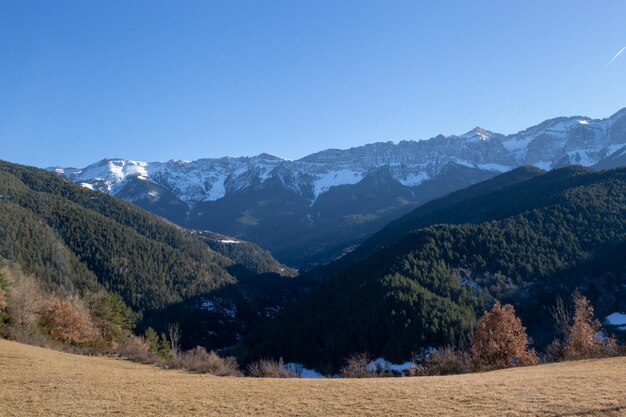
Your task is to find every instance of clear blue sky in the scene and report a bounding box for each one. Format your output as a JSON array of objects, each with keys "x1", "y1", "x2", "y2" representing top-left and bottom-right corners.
[{"x1": 1, "y1": 1, "x2": 625, "y2": 167}]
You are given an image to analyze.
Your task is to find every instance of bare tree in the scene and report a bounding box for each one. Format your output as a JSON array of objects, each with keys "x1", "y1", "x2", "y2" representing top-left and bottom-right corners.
[
  {"x1": 4, "y1": 266, "x2": 44, "y2": 327},
  {"x1": 339, "y1": 353, "x2": 371, "y2": 378},
  {"x1": 550, "y1": 296, "x2": 572, "y2": 338},
  {"x1": 167, "y1": 322, "x2": 181, "y2": 356}
]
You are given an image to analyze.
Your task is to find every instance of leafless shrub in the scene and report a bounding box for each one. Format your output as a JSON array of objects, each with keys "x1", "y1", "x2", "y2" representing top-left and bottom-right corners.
[
  {"x1": 339, "y1": 353, "x2": 372, "y2": 378},
  {"x1": 247, "y1": 358, "x2": 297, "y2": 378},
  {"x1": 550, "y1": 296, "x2": 572, "y2": 339},
  {"x1": 419, "y1": 346, "x2": 471, "y2": 376},
  {"x1": 167, "y1": 322, "x2": 181, "y2": 356},
  {"x1": 174, "y1": 346, "x2": 242, "y2": 376},
  {"x1": 115, "y1": 335, "x2": 161, "y2": 364}
]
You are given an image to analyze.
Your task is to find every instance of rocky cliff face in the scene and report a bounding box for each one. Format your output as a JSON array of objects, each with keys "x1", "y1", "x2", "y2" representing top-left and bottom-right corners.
[{"x1": 51, "y1": 108, "x2": 626, "y2": 268}]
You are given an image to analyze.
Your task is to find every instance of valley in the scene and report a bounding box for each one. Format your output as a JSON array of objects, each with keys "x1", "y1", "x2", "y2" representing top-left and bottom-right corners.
[{"x1": 3, "y1": 3, "x2": 626, "y2": 415}]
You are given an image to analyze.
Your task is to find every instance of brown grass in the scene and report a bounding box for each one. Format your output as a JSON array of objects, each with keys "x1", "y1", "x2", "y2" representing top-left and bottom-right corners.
[{"x1": 1, "y1": 339, "x2": 625, "y2": 416}]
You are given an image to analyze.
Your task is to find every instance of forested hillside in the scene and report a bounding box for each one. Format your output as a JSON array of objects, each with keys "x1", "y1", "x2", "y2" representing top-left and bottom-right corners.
[
  {"x1": 193, "y1": 230, "x2": 297, "y2": 277},
  {"x1": 244, "y1": 166, "x2": 626, "y2": 372},
  {"x1": 0, "y1": 160, "x2": 311, "y2": 353},
  {"x1": 0, "y1": 161, "x2": 236, "y2": 311}
]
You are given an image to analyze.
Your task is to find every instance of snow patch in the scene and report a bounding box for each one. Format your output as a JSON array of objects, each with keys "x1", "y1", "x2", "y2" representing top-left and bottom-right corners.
[
  {"x1": 366, "y1": 357, "x2": 414, "y2": 373},
  {"x1": 205, "y1": 174, "x2": 227, "y2": 201},
  {"x1": 565, "y1": 149, "x2": 597, "y2": 167},
  {"x1": 605, "y1": 312, "x2": 626, "y2": 326},
  {"x1": 80, "y1": 183, "x2": 94, "y2": 190},
  {"x1": 219, "y1": 239, "x2": 242, "y2": 244},
  {"x1": 533, "y1": 161, "x2": 553, "y2": 170},
  {"x1": 284, "y1": 363, "x2": 324, "y2": 378},
  {"x1": 397, "y1": 172, "x2": 430, "y2": 187},
  {"x1": 312, "y1": 169, "x2": 364, "y2": 200},
  {"x1": 200, "y1": 299, "x2": 237, "y2": 318},
  {"x1": 477, "y1": 163, "x2": 511, "y2": 172}
]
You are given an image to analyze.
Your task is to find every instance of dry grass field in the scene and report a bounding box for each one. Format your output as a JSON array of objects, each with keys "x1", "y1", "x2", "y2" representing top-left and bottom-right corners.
[{"x1": 1, "y1": 339, "x2": 625, "y2": 416}]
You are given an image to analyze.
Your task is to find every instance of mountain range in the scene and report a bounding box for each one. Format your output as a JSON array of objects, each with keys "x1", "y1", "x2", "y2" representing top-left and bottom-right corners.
[{"x1": 51, "y1": 108, "x2": 626, "y2": 269}]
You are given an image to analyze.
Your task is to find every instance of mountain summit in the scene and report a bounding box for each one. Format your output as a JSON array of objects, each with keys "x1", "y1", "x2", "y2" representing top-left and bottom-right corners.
[{"x1": 51, "y1": 108, "x2": 626, "y2": 268}]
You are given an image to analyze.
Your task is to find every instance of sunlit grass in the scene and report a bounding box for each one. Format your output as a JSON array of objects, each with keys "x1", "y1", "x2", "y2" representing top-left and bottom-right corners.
[{"x1": 1, "y1": 339, "x2": 625, "y2": 416}]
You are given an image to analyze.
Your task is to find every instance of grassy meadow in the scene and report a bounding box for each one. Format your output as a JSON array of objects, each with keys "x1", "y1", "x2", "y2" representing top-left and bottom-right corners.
[{"x1": 1, "y1": 339, "x2": 625, "y2": 416}]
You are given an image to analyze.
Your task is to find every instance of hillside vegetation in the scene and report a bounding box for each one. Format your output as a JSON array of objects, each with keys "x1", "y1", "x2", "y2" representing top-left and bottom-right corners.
[
  {"x1": 1, "y1": 339, "x2": 625, "y2": 416},
  {"x1": 0, "y1": 161, "x2": 241, "y2": 311},
  {"x1": 246, "y1": 166, "x2": 626, "y2": 371},
  {"x1": 0, "y1": 161, "x2": 310, "y2": 353}
]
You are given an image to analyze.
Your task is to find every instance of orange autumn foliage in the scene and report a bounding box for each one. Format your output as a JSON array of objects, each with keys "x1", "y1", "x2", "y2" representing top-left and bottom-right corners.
[
  {"x1": 40, "y1": 298, "x2": 100, "y2": 345},
  {"x1": 471, "y1": 302, "x2": 538, "y2": 370}
]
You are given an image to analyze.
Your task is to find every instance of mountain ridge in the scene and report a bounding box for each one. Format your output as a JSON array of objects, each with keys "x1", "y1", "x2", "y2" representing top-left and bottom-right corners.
[
  {"x1": 51, "y1": 107, "x2": 626, "y2": 204},
  {"x1": 49, "y1": 108, "x2": 626, "y2": 268}
]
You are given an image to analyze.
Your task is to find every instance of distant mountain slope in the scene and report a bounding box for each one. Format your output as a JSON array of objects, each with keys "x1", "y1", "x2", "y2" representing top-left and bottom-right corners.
[
  {"x1": 243, "y1": 166, "x2": 626, "y2": 372},
  {"x1": 310, "y1": 165, "x2": 546, "y2": 276},
  {"x1": 0, "y1": 161, "x2": 236, "y2": 311},
  {"x1": 192, "y1": 230, "x2": 297, "y2": 277},
  {"x1": 0, "y1": 160, "x2": 308, "y2": 352},
  {"x1": 51, "y1": 108, "x2": 626, "y2": 268}
]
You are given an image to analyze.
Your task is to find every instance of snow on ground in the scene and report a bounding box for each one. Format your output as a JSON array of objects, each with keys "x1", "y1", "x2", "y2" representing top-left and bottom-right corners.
[
  {"x1": 533, "y1": 161, "x2": 553, "y2": 170},
  {"x1": 312, "y1": 169, "x2": 364, "y2": 200},
  {"x1": 366, "y1": 357, "x2": 414, "y2": 372},
  {"x1": 605, "y1": 312, "x2": 626, "y2": 327},
  {"x1": 79, "y1": 183, "x2": 94, "y2": 190},
  {"x1": 204, "y1": 173, "x2": 227, "y2": 201},
  {"x1": 451, "y1": 158, "x2": 475, "y2": 168},
  {"x1": 284, "y1": 363, "x2": 324, "y2": 378},
  {"x1": 200, "y1": 299, "x2": 237, "y2": 318},
  {"x1": 501, "y1": 136, "x2": 534, "y2": 153},
  {"x1": 566, "y1": 149, "x2": 597, "y2": 167},
  {"x1": 397, "y1": 172, "x2": 430, "y2": 187},
  {"x1": 219, "y1": 239, "x2": 242, "y2": 244},
  {"x1": 606, "y1": 144, "x2": 626, "y2": 157},
  {"x1": 477, "y1": 163, "x2": 511, "y2": 172}
]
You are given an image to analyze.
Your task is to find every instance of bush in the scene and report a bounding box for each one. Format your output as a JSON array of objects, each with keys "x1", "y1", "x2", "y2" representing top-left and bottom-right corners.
[
  {"x1": 471, "y1": 301, "x2": 538, "y2": 371},
  {"x1": 247, "y1": 358, "x2": 298, "y2": 378},
  {"x1": 419, "y1": 347, "x2": 471, "y2": 376},
  {"x1": 115, "y1": 335, "x2": 157, "y2": 363},
  {"x1": 174, "y1": 346, "x2": 241, "y2": 376},
  {"x1": 339, "y1": 353, "x2": 372, "y2": 378},
  {"x1": 39, "y1": 298, "x2": 100, "y2": 346}
]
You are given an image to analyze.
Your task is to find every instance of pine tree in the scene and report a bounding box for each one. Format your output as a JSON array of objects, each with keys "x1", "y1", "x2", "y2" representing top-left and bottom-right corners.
[
  {"x1": 158, "y1": 333, "x2": 172, "y2": 359},
  {"x1": 144, "y1": 327, "x2": 159, "y2": 352}
]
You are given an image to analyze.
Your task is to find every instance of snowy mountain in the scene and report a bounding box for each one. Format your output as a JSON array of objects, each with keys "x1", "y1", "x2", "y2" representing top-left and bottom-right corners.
[{"x1": 51, "y1": 108, "x2": 626, "y2": 268}]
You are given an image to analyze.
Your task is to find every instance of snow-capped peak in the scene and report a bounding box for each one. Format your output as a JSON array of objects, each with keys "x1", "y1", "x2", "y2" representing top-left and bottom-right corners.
[
  {"x1": 460, "y1": 127, "x2": 494, "y2": 141},
  {"x1": 51, "y1": 108, "x2": 626, "y2": 206}
]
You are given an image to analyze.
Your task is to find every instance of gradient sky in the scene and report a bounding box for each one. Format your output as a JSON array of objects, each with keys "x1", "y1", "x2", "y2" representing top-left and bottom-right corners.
[{"x1": 1, "y1": 1, "x2": 626, "y2": 168}]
